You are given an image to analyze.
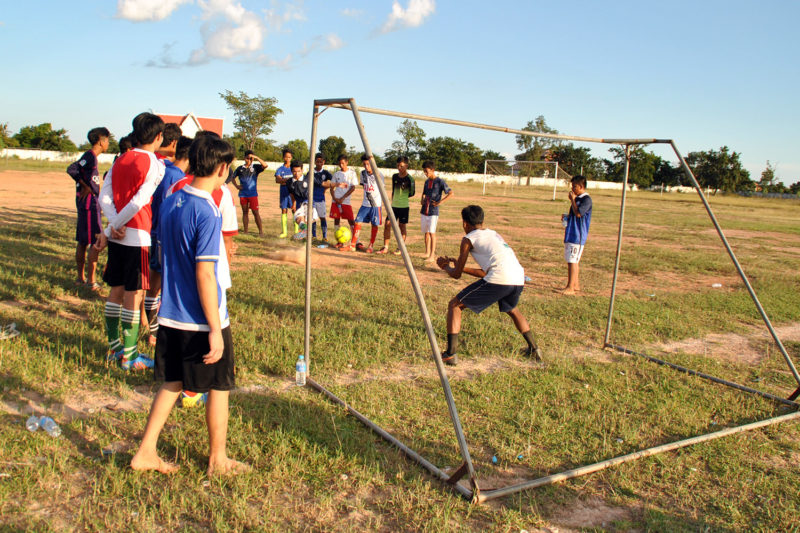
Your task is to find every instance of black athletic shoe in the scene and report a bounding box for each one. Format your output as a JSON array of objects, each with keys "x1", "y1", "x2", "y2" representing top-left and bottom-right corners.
[
  {"x1": 441, "y1": 351, "x2": 458, "y2": 366},
  {"x1": 522, "y1": 345, "x2": 543, "y2": 362}
]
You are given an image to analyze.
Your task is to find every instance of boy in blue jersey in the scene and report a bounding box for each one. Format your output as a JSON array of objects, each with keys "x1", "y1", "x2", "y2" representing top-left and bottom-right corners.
[
  {"x1": 131, "y1": 135, "x2": 248, "y2": 475},
  {"x1": 144, "y1": 135, "x2": 192, "y2": 346},
  {"x1": 420, "y1": 160, "x2": 453, "y2": 262},
  {"x1": 310, "y1": 153, "x2": 333, "y2": 241},
  {"x1": 275, "y1": 148, "x2": 296, "y2": 238},
  {"x1": 231, "y1": 149, "x2": 266, "y2": 236},
  {"x1": 561, "y1": 175, "x2": 592, "y2": 295},
  {"x1": 66, "y1": 126, "x2": 109, "y2": 290}
]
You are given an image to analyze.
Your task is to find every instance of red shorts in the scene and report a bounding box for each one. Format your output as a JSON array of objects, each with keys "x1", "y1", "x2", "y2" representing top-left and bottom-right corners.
[
  {"x1": 240, "y1": 196, "x2": 258, "y2": 209},
  {"x1": 330, "y1": 203, "x2": 354, "y2": 221}
]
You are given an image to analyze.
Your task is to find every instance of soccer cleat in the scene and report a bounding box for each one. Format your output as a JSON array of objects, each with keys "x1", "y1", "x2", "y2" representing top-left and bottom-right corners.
[
  {"x1": 365, "y1": 246, "x2": 374, "y2": 254},
  {"x1": 121, "y1": 354, "x2": 155, "y2": 371},
  {"x1": 277, "y1": 232, "x2": 288, "y2": 238},
  {"x1": 292, "y1": 231, "x2": 307, "y2": 240},
  {"x1": 440, "y1": 351, "x2": 458, "y2": 366},
  {"x1": 106, "y1": 349, "x2": 124, "y2": 362},
  {"x1": 181, "y1": 391, "x2": 208, "y2": 408},
  {"x1": 338, "y1": 245, "x2": 354, "y2": 252},
  {"x1": 355, "y1": 242, "x2": 366, "y2": 251}
]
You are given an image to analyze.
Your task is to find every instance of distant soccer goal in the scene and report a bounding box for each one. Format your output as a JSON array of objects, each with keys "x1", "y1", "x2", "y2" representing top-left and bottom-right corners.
[{"x1": 482, "y1": 159, "x2": 572, "y2": 199}]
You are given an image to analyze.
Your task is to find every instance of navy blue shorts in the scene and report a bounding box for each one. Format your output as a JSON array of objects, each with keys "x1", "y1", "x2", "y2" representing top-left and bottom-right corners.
[
  {"x1": 279, "y1": 188, "x2": 293, "y2": 209},
  {"x1": 457, "y1": 279, "x2": 523, "y2": 314},
  {"x1": 149, "y1": 239, "x2": 162, "y2": 273},
  {"x1": 75, "y1": 195, "x2": 101, "y2": 245}
]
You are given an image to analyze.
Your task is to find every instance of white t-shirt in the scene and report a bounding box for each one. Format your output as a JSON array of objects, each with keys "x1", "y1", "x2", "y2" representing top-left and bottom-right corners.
[
  {"x1": 360, "y1": 170, "x2": 383, "y2": 208},
  {"x1": 465, "y1": 228, "x2": 525, "y2": 286},
  {"x1": 331, "y1": 168, "x2": 358, "y2": 205}
]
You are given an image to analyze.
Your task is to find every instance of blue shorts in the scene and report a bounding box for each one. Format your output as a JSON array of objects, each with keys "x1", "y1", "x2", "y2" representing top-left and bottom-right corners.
[
  {"x1": 355, "y1": 206, "x2": 382, "y2": 226},
  {"x1": 149, "y1": 238, "x2": 162, "y2": 273},
  {"x1": 457, "y1": 279, "x2": 523, "y2": 314},
  {"x1": 279, "y1": 187, "x2": 293, "y2": 209},
  {"x1": 75, "y1": 195, "x2": 101, "y2": 245}
]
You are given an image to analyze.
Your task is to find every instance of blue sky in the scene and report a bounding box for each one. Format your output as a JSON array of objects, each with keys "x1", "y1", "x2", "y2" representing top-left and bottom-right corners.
[{"x1": 1, "y1": 0, "x2": 798, "y2": 183}]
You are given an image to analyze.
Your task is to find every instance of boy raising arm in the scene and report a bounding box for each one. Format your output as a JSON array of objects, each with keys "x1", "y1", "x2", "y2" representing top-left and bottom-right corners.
[
  {"x1": 561, "y1": 175, "x2": 592, "y2": 295},
  {"x1": 437, "y1": 205, "x2": 542, "y2": 366}
]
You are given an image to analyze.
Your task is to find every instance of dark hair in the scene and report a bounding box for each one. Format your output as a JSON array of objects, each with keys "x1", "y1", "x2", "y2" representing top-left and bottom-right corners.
[
  {"x1": 337, "y1": 154, "x2": 348, "y2": 163},
  {"x1": 461, "y1": 205, "x2": 484, "y2": 226},
  {"x1": 361, "y1": 154, "x2": 371, "y2": 162},
  {"x1": 244, "y1": 149, "x2": 255, "y2": 158},
  {"x1": 87, "y1": 127, "x2": 110, "y2": 146},
  {"x1": 189, "y1": 135, "x2": 234, "y2": 177},
  {"x1": 118, "y1": 135, "x2": 134, "y2": 153},
  {"x1": 174, "y1": 136, "x2": 193, "y2": 161},
  {"x1": 196, "y1": 130, "x2": 221, "y2": 139},
  {"x1": 422, "y1": 160, "x2": 435, "y2": 171},
  {"x1": 315, "y1": 152, "x2": 324, "y2": 161},
  {"x1": 396, "y1": 155, "x2": 409, "y2": 164},
  {"x1": 571, "y1": 174, "x2": 587, "y2": 188},
  {"x1": 162, "y1": 123, "x2": 182, "y2": 147},
  {"x1": 282, "y1": 148, "x2": 293, "y2": 157},
  {"x1": 131, "y1": 112, "x2": 164, "y2": 146},
  {"x1": 290, "y1": 160, "x2": 303, "y2": 169}
]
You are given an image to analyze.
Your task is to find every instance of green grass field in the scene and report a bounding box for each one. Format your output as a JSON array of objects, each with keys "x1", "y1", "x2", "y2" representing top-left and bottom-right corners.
[{"x1": 1, "y1": 168, "x2": 799, "y2": 531}]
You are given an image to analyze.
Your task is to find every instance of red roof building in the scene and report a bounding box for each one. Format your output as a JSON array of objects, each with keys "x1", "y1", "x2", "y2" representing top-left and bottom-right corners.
[{"x1": 156, "y1": 112, "x2": 224, "y2": 137}]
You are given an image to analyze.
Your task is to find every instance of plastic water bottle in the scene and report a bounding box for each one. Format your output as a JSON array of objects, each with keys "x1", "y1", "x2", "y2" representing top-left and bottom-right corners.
[
  {"x1": 25, "y1": 415, "x2": 40, "y2": 432},
  {"x1": 39, "y1": 416, "x2": 61, "y2": 437},
  {"x1": 295, "y1": 355, "x2": 307, "y2": 386}
]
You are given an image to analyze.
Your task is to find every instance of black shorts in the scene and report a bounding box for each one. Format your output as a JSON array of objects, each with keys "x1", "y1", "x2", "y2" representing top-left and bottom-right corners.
[
  {"x1": 390, "y1": 206, "x2": 410, "y2": 225},
  {"x1": 102, "y1": 241, "x2": 150, "y2": 291},
  {"x1": 457, "y1": 279, "x2": 523, "y2": 314},
  {"x1": 148, "y1": 239, "x2": 162, "y2": 274},
  {"x1": 75, "y1": 196, "x2": 101, "y2": 245},
  {"x1": 154, "y1": 325, "x2": 235, "y2": 392}
]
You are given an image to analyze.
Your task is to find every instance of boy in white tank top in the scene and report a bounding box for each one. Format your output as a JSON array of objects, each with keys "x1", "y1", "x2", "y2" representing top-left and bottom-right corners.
[{"x1": 436, "y1": 205, "x2": 542, "y2": 365}]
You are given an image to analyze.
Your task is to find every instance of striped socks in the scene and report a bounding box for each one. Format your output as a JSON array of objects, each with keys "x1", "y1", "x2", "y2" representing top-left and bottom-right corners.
[
  {"x1": 120, "y1": 308, "x2": 141, "y2": 361},
  {"x1": 144, "y1": 295, "x2": 160, "y2": 338},
  {"x1": 104, "y1": 302, "x2": 122, "y2": 353}
]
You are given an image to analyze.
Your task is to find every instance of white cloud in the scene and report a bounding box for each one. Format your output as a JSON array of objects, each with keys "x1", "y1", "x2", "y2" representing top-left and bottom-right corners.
[
  {"x1": 264, "y1": 0, "x2": 307, "y2": 31},
  {"x1": 188, "y1": 0, "x2": 266, "y2": 63},
  {"x1": 380, "y1": 0, "x2": 435, "y2": 34},
  {"x1": 116, "y1": 0, "x2": 192, "y2": 22},
  {"x1": 325, "y1": 34, "x2": 344, "y2": 51},
  {"x1": 340, "y1": 8, "x2": 363, "y2": 18},
  {"x1": 297, "y1": 33, "x2": 344, "y2": 59}
]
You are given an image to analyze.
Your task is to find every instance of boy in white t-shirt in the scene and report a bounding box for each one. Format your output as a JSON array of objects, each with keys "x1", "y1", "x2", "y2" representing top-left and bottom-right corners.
[
  {"x1": 329, "y1": 154, "x2": 358, "y2": 246},
  {"x1": 436, "y1": 205, "x2": 541, "y2": 366},
  {"x1": 343, "y1": 154, "x2": 384, "y2": 253}
]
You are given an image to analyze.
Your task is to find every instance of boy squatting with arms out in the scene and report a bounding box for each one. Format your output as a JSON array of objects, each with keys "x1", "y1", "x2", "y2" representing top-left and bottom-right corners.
[
  {"x1": 561, "y1": 175, "x2": 592, "y2": 295},
  {"x1": 329, "y1": 154, "x2": 358, "y2": 241},
  {"x1": 67, "y1": 126, "x2": 110, "y2": 290},
  {"x1": 286, "y1": 160, "x2": 318, "y2": 239},
  {"x1": 230, "y1": 149, "x2": 267, "y2": 236},
  {"x1": 436, "y1": 205, "x2": 542, "y2": 366},
  {"x1": 275, "y1": 149, "x2": 298, "y2": 238},
  {"x1": 377, "y1": 155, "x2": 415, "y2": 255},
  {"x1": 130, "y1": 134, "x2": 248, "y2": 475},
  {"x1": 342, "y1": 154, "x2": 383, "y2": 253},
  {"x1": 96, "y1": 113, "x2": 165, "y2": 370},
  {"x1": 420, "y1": 160, "x2": 453, "y2": 262}
]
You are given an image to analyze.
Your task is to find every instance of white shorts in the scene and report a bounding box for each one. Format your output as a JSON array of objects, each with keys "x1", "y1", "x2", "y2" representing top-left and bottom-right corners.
[
  {"x1": 294, "y1": 203, "x2": 319, "y2": 224},
  {"x1": 313, "y1": 201, "x2": 326, "y2": 219},
  {"x1": 564, "y1": 242, "x2": 584, "y2": 264},
  {"x1": 421, "y1": 214, "x2": 439, "y2": 234}
]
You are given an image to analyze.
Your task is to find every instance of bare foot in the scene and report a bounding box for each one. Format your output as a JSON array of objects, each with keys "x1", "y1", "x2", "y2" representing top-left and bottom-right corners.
[
  {"x1": 208, "y1": 457, "x2": 251, "y2": 476},
  {"x1": 560, "y1": 288, "x2": 578, "y2": 295},
  {"x1": 131, "y1": 451, "x2": 179, "y2": 474}
]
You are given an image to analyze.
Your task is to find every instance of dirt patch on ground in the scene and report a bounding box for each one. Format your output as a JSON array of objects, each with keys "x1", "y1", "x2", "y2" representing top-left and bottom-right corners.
[
  {"x1": 649, "y1": 321, "x2": 800, "y2": 366},
  {"x1": 548, "y1": 496, "x2": 641, "y2": 531},
  {"x1": 0, "y1": 384, "x2": 154, "y2": 422}
]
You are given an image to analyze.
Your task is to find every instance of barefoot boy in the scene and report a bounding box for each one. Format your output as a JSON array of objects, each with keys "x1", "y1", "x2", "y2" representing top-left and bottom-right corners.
[
  {"x1": 344, "y1": 155, "x2": 383, "y2": 253},
  {"x1": 436, "y1": 205, "x2": 541, "y2": 366},
  {"x1": 67, "y1": 127, "x2": 110, "y2": 290},
  {"x1": 420, "y1": 161, "x2": 452, "y2": 261},
  {"x1": 561, "y1": 175, "x2": 592, "y2": 295},
  {"x1": 378, "y1": 155, "x2": 415, "y2": 254},
  {"x1": 130, "y1": 134, "x2": 247, "y2": 475}
]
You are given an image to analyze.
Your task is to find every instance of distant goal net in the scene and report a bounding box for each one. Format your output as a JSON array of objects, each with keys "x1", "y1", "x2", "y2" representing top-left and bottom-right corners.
[{"x1": 482, "y1": 159, "x2": 572, "y2": 199}]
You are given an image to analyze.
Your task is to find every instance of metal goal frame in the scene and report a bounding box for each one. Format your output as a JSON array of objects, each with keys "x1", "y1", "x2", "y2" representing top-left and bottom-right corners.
[{"x1": 300, "y1": 98, "x2": 800, "y2": 503}]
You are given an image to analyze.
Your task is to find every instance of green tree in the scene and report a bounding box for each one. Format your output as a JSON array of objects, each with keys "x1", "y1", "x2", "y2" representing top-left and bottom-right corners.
[
  {"x1": 0, "y1": 123, "x2": 18, "y2": 148},
  {"x1": 685, "y1": 147, "x2": 752, "y2": 193},
  {"x1": 515, "y1": 115, "x2": 561, "y2": 184},
  {"x1": 759, "y1": 161, "x2": 778, "y2": 192},
  {"x1": 391, "y1": 119, "x2": 426, "y2": 158},
  {"x1": 420, "y1": 136, "x2": 484, "y2": 173},
  {"x1": 13, "y1": 123, "x2": 77, "y2": 152},
  {"x1": 549, "y1": 144, "x2": 605, "y2": 180},
  {"x1": 318, "y1": 135, "x2": 347, "y2": 164},
  {"x1": 606, "y1": 146, "x2": 662, "y2": 189},
  {"x1": 219, "y1": 90, "x2": 282, "y2": 151},
  {"x1": 788, "y1": 181, "x2": 800, "y2": 195},
  {"x1": 286, "y1": 138, "x2": 309, "y2": 165},
  {"x1": 224, "y1": 133, "x2": 281, "y2": 160}
]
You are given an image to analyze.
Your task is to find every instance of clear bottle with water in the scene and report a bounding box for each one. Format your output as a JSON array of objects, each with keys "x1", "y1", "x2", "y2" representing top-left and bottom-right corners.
[
  {"x1": 25, "y1": 415, "x2": 40, "y2": 432},
  {"x1": 295, "y1": 355, "x2": 307, "y2": 386},
  {"x1": 39, "y1": 416, "x2": 61, "y2": 437}
]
